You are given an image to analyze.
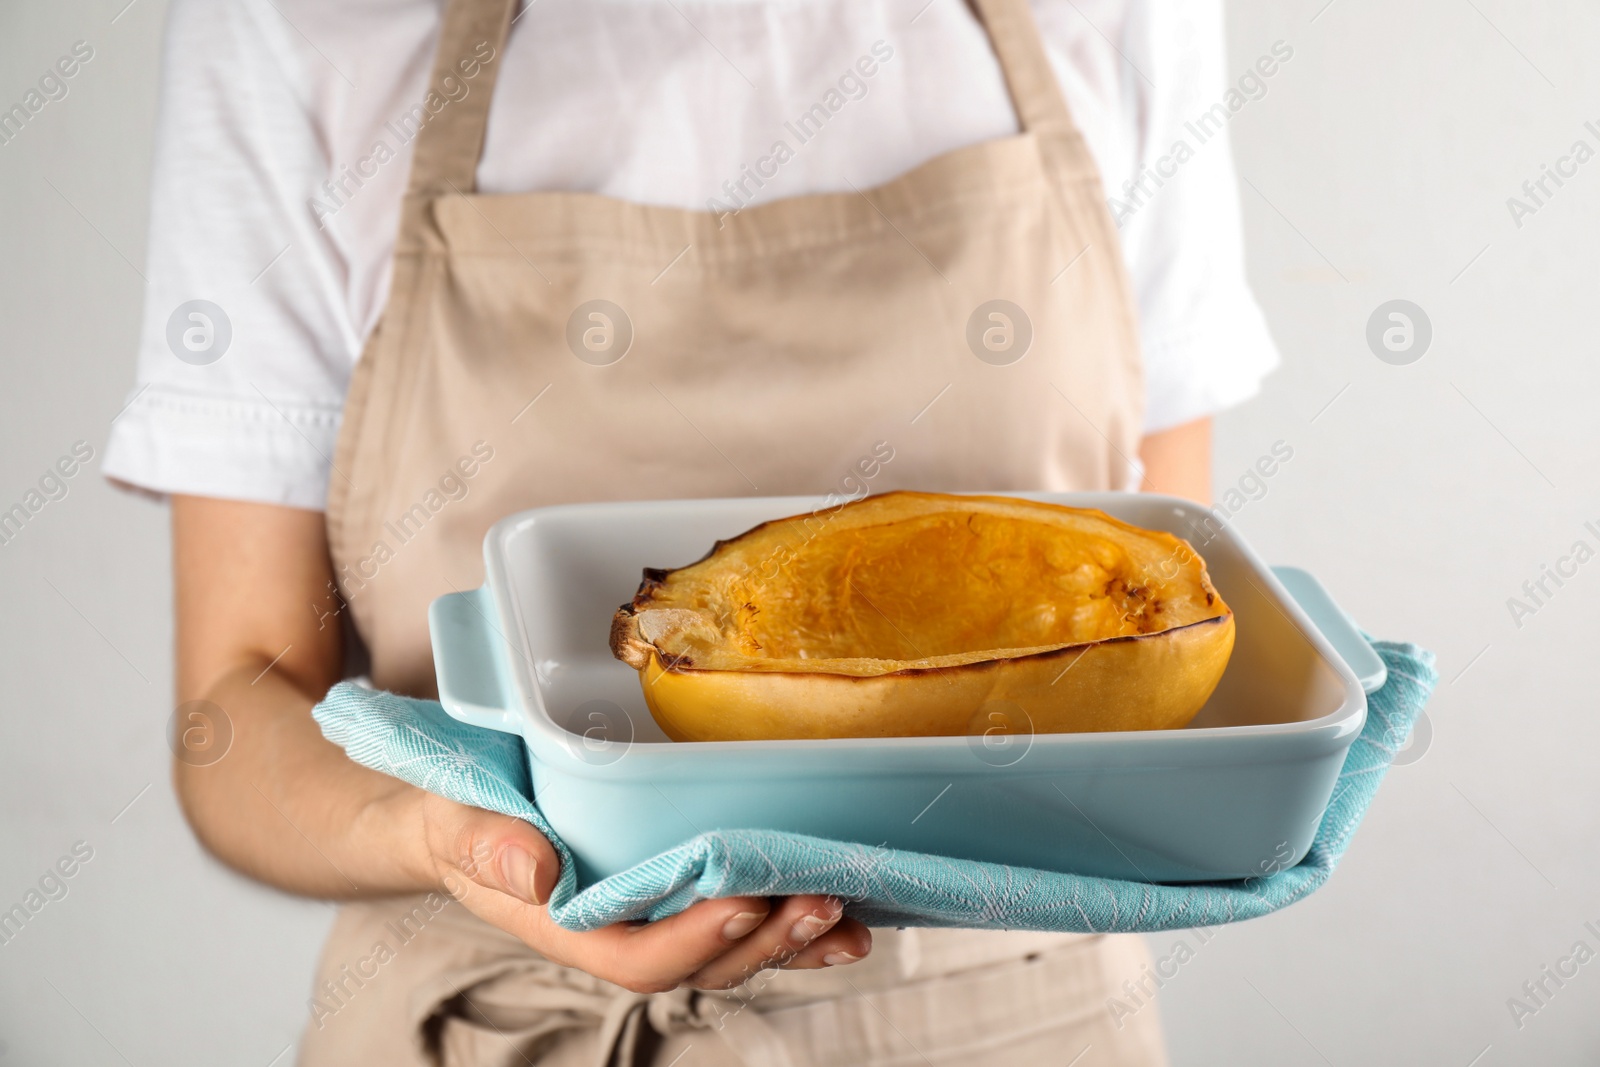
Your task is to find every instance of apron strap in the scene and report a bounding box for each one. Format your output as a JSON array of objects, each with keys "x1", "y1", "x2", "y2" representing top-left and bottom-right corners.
[
  {"x1": 970, "y1": 0, "x2": 1081, "y2": 138},
  {"x1": 406, "y1": 0, "x2": 518, "y2": 198},
  {"x1": 407, "y1": 0, "x2": 1081, "y2": 197}
]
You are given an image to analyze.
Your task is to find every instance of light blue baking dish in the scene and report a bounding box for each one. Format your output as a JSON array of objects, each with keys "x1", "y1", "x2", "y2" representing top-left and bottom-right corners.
[{"x1": 430, "y1": 492, "x2": 1385, "y2": 888}]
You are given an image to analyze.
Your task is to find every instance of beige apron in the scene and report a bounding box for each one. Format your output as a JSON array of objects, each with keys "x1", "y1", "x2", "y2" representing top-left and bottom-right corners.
[{"x1": 307, "y1": 0, "x2": 1165, "y2": 1062}]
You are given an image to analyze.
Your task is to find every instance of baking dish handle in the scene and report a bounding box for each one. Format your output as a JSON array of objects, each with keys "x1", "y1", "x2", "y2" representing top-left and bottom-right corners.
[
  {"x1": 429, "y1": 587, "x2": 520, "y2": 734},
  {"x1": 1271, "y1": 565, "x2": 1388, "y2": 694}
]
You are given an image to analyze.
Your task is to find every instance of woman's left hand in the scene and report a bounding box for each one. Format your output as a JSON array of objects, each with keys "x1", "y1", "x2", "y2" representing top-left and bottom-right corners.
[{"x1": 408, "y1": 787, "x2": 873, "y2": 993}]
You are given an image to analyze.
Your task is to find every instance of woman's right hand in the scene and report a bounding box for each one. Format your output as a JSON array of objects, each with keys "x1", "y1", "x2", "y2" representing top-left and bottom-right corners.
[{"x1": 407, "y1": 788, "x2": 873, "y2": 993}]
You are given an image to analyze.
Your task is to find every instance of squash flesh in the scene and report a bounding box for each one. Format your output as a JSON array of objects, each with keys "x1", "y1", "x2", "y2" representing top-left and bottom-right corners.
[
  {"x1": 611, "y1": 492, "x2": 1234, "y2": 741},
  {"x1": 743, "y1": 511, "x2": 1210, "y2": 661}
]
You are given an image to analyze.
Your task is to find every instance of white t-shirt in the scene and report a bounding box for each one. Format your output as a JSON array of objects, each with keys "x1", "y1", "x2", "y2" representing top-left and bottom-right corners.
[{"x1": 104, "y1": 0, "x2": 1281, "y2": 510}]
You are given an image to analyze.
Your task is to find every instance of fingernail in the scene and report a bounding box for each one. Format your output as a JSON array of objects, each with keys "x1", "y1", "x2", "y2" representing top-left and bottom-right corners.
[
  {"x1": 722, "y1": 910, "x2": 767, "y2": 941},
  {"x1": 822, "y1": 951, "x2": 862, "y2": 967},
  {"x1": 790, "y1": 909, "x2": 839, "y2": 945},
  {"x1": 498, "y1": 846, "x2": 539, "y2": 904}
]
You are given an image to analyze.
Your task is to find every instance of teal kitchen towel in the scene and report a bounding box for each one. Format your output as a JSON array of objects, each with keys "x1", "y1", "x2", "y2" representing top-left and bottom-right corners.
[{"x1": 313, "y1": 638, "x2": 1435, "y2": 933}]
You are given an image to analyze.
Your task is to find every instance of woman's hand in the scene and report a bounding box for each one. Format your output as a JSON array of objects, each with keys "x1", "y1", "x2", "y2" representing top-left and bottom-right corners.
[{"x1": 407, "y1": 789, "x2": 872, "y2": 992}]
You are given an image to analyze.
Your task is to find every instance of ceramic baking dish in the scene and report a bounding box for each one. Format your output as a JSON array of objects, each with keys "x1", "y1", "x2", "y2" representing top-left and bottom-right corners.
[{"x1": 430, "y1": 493, "x2": 1385, "y2": 888}]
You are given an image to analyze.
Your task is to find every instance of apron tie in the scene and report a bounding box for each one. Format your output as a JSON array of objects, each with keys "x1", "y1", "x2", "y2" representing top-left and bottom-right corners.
[
  {"x1": 421, "y1": 951, "x2": 809, "y2": 1067},
  {"x1": 595, "y1": 985, "x2": 809, "y2": 1067}
]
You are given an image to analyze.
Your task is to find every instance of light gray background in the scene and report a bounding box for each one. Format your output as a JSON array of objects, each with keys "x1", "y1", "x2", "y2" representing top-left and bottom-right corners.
[{"x1": 1, "y1": 1, "x2": 1595, "y2": 1064}]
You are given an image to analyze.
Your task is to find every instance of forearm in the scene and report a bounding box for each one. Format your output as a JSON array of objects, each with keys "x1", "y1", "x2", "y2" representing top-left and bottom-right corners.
[
  {"x1": 1139, "y1": 416, "x2": 1212, "y2": 504},
  {"x1": 163, "y1": 499, "x2": 872, "y2": 991},
  {"x1": 175, "y1": 659, "x2": 430, "y2": 898}
]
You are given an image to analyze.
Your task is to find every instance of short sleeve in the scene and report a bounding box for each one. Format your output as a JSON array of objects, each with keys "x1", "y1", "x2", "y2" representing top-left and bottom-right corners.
[
  {"x1": 102, "y1": 0, "x2": 388, "y2": 510},
  {"x1": 1112, "y1": 0, "x2": 1281, "y2": 433}
]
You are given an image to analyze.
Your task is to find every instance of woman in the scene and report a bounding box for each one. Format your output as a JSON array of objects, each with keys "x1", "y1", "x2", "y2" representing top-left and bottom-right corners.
[{"x1": 107, "y1": 0, "x2": 1279, "y2": 1061}]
